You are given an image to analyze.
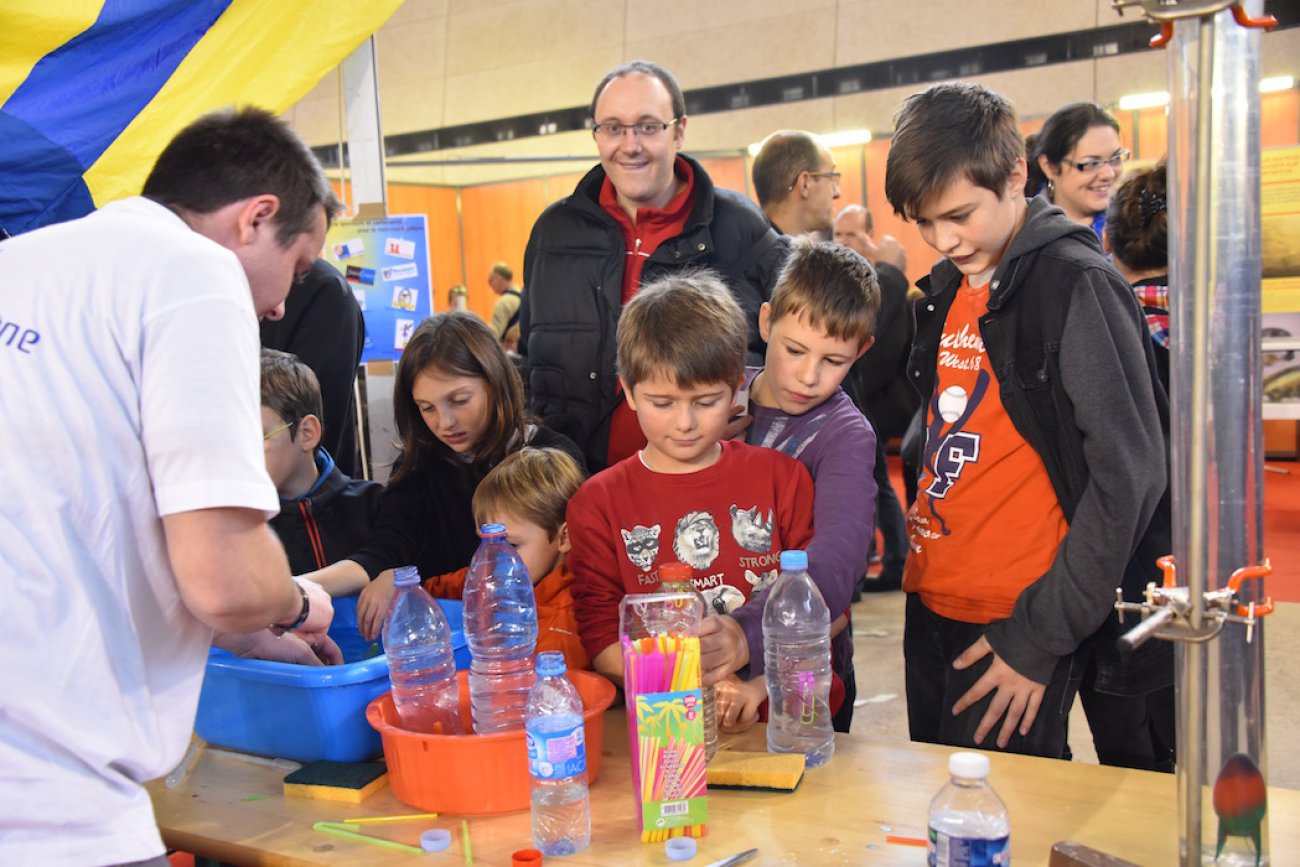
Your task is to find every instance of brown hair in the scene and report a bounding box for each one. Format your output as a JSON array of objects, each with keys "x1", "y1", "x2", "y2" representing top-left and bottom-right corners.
[
  {"x1": 472, "y1": 447, "x2": 586, "y2": 540},
  {"x1": 590, "y1": 60, "x2": 686, "y2": 120},
  {"x1": 143, "y1": 106, "x2": 339, "y2": 246},
  {"x1": 617, "y1": 270, "x2": 747, "y2": 392},
  {"x1": 751, "y1": 130, "x2": 824, "y2": 207},
  {"x1": 886, "y1": 82, "x2": 1024, "y2": 220},
  {"x1": 390, "y1": 311, "x2": 528, "y2": 483},
  {"x1": 260, "y1": 348, "x2": 322, "y2": 441},
  {"x1": 1106, "y1": 160, "x2": 1168, "y2": 274},
  {"x1": 490, "y1": 262, "x2": 513, "y2": 281},
  {"x1": 769, "y1": 236, "x2": 880, "y2": 348}
]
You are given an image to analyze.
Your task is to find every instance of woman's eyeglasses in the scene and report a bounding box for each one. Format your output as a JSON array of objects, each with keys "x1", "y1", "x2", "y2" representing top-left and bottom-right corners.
[{"x1": 1066, "y1": 149, "x2": 1131, "y2": 174}]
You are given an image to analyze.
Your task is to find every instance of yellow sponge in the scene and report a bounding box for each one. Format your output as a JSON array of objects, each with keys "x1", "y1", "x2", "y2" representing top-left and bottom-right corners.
[
  {"x1": 706, "y1": 750, "x2": 805, "y2": 792},
  {"x1": 283, "y1": 761, "x2": 388, "y2": 803}
]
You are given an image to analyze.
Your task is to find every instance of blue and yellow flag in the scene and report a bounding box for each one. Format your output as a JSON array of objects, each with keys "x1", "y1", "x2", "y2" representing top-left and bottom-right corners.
[{"x1": 0, "y1": 1, "x2": 402, "y2": 236}]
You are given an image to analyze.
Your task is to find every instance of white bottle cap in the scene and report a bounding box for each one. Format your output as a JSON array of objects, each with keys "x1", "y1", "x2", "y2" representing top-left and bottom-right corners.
[{"x1": 949, "y1": 751, "x2": 990, "y2": 779}]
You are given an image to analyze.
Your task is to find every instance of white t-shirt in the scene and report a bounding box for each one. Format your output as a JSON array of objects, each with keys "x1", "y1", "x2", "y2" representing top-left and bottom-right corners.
[{"x1": 0, "y1": 198, "x2": 279, "y2": 865}]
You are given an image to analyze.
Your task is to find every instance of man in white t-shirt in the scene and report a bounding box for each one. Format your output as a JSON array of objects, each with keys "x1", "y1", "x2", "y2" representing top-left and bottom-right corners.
[{"x1": 0, "y1": 107, "x2": 340, "y2": 866}]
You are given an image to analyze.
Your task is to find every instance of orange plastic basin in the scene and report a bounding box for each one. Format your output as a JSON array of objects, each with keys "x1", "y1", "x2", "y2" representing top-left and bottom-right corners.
[{"x1": 366, "y1": 669, "x2": 615, "y2": 814}]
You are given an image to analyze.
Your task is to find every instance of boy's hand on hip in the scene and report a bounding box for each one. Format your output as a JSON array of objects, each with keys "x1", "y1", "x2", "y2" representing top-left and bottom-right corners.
[
  {"x1": 951, "y1": 636, "x2": 1046, "y2": 749},
  {"x1": 699, "y1": 615, "x2": 749, "y2": 686}
]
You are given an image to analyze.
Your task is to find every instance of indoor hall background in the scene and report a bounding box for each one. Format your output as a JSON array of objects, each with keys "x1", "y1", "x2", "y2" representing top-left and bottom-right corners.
[{"x1": 281, "y1": 0, "x2": 1299, "y2": 319}]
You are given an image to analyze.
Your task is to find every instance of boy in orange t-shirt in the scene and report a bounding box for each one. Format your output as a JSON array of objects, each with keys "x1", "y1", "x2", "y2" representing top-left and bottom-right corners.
[
  {"x1": 885, "y1": 83, "x2": 1168, "y2": 758},
  {"x1": 421, "y1": 447, "x2": 590, "y2": 671}
]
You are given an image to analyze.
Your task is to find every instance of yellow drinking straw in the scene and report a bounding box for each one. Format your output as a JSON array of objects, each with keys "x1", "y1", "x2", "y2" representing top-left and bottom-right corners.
[
  {"x1": 312, "y1": 821, "x2": 424, "y2": 855},
  {"x1": 342, "y1": 812, "x2": 439, "y2": 824},
  {"x1": 461, "y1": 818, "x2": 474, "y2": 865}
]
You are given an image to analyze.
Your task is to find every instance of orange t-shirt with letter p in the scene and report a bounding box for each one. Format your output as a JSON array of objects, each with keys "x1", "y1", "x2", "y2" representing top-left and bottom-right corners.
[{"x1": 902, "y1": 278, "x2": 1068, "y2": 624}]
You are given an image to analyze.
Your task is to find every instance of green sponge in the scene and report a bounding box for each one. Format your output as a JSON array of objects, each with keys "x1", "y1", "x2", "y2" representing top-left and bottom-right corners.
[{"x1": 283, "y1": 761, "x2": 388, "y2": 803}]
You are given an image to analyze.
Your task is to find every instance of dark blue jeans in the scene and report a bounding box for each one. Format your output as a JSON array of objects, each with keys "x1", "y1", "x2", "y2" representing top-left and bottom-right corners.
[
  {"x1": 872, "y1": 437, "x2": 907, "y2": 582},
  {"x1": 904, "y1": 593, "x2": 1086, "y2": 758}
]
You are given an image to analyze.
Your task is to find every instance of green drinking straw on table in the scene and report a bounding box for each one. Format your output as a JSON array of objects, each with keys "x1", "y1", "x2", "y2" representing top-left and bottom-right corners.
[
  {"x1": 462, "y1": 818, "x2": 473, "y2": 865},
  {"x1": 312, "y1": 821, "x2": 424, "y2": 855}
]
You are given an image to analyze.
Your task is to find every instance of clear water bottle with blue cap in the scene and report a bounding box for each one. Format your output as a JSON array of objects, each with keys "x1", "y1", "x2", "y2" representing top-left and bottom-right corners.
[
  {"x1": 384, "y1": 566, "x2": 463, "y2": 734},
  {"x1": 463, "y1": 522, "x2": 538, "y2": 734},
  {"x1": 928, "y1": 752, "x2": 1010, "y2": 866},
  {"x1": 762, "y1": 549, "x2": 834, "y2": 767},
  {"x1": 525, "y1": 651, "x2": 591, "y2": 855}
]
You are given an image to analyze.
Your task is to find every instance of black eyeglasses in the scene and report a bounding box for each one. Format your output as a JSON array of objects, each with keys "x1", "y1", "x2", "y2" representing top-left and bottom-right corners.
[
  {"x1": 788, "y1": 170, "x2": 842, "y2": 192},
  {"x1": 592, "y1": 118, "x2": 681, "y2": 139},
  {"x1": 1065, "y1": 149, "x2": 1131, "y2": 174}
]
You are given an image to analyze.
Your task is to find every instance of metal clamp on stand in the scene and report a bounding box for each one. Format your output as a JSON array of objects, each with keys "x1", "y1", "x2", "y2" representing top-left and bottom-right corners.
[{"x1": 1115, "y1": 557, "x2": 1275, "y2": 652}]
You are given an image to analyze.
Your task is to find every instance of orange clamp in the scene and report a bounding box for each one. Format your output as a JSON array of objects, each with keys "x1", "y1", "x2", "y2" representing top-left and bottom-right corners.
[
  {"x1": 1227, "y1": 560, "x2": 1275, "y2": 617},
  {"x1": 1150, "y1": 21, "x2": 1174, "y2": 48},
  {"x1": 1230, "y1": 4, "x2": 1277, "y2": 30},
  {"x1": 1157, "y1": 554, "x2": 1178, "y2": 589}
]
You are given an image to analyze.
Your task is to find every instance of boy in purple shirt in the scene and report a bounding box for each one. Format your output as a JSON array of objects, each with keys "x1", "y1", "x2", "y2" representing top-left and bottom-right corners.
[{"x1": 717, "y1": 236, "x2": 881, "y2": 733}]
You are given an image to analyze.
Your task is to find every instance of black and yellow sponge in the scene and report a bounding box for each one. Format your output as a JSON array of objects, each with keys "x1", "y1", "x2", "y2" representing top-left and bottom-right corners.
[
  {"x1": 283, "y1": 761, "x2": 388, "y2": 803},
  {"x1": 706, "y1": 750, "x2": 806, "y2": 792}
]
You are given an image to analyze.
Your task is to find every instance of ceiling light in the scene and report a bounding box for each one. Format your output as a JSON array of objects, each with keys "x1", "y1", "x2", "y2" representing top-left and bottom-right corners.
[
  {"x1": 1118, "y1": 91, "x2": 1170, "y2": 111},
  {"x1": 1260, "y1": 75, "x2": 1295, "y2": 93}
]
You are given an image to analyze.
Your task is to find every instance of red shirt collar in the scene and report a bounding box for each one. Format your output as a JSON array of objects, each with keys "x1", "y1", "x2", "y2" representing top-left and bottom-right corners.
[{"x1": 598, "y1": 156, "x2": 695, "y2": 231}]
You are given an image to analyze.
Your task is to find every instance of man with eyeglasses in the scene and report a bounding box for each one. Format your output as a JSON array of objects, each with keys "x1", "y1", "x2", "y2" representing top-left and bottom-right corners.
[
  {"x1": 751, "y1": 130, "x2": 841, "y2": 240},
  {"x1": 520, "y1": 60, "x2": 786, "y2": 472}
]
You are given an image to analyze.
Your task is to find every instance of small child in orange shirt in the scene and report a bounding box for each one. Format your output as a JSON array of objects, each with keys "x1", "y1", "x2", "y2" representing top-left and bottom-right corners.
[{"x1": 422, "y1": 446, "x2": 590, "y2": 671}]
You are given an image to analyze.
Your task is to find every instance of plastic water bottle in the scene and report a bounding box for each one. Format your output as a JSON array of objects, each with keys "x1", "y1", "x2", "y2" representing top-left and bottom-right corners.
[
  {"x1": 928, "y1": 752, "x2": 1010, "y2": 866},
  {"x1": 525, "y1": 651, "x2": 591, "y2": 855},
  {"x1": 463, "y1": 523, "x2": 538, "y2": 734},
  {"x1": 762, "y1": 549, "x2": 834, "y2": 767},
  {"x1": 658, "y1": 562, "x2": 719, "y2": 763},
  {"x1": 384, "y1": 566, "x2": 463, "y2": 735}
]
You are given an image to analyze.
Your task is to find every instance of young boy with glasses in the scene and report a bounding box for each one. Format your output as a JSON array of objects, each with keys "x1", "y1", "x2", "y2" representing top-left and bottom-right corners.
[
  {"x1": 885, "y1": 82, "x2": 1169, "y2": 758},
  {"x1": 261, "y1": 348, "x2": 382, "y2": 575}
]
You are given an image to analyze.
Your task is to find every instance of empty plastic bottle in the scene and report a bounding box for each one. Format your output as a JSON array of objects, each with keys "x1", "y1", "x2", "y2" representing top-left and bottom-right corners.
[
  {"x1": 658, "y1": 562, "x2": 719, "y2": 763},
  {"x1": 384, "y1": 566, "x2": 463, "y2": 735},
  {"x1": 762, "y1": 549, "x2": 834, "y2": 767},
  {"x1": 928, "y1": 752, "x2": 1010, "y2": 866},
  {"x1": 463, "y1": 523, "x2": 538, "y2": 734},
  {"x1": 525, "y1": 651, "x2": 591, "y2": 855}
]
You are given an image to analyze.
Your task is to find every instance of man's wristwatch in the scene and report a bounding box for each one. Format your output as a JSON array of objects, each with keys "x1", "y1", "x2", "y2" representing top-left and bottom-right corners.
[{"x1": 273, "y1": 583, "x2": 311, "y2": 631}]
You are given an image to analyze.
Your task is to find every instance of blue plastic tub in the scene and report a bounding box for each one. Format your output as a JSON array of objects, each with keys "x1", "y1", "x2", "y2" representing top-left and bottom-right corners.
[{"x1": 194, "y1": 595, "x2": 468, "y2": 762}]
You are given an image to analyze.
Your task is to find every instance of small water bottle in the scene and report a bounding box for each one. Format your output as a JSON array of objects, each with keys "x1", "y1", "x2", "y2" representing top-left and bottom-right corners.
[
  {"x1": 928, "y1": 752, "x2": 1010, "y2": 866},
  {"x1": 463, "y1": 523, "x2": 538, "y2": 734},
  {"x1": 525, "y1": 651, "x2": 591, "y2": 856},
  {"x1": 762, "y1": 549, "x2": 834, "y2": 767},
  {"x1": 384, "y1": 566, "x2": 463, "y2": 735},
  {"x1": 658, "y1": 562, "x2": 719, "y2": 763}
]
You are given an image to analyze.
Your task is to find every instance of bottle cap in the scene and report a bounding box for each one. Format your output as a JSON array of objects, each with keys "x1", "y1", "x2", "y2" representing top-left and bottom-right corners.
[
  {"x1": 779, "y1": 550, "x2": 808, "y2": 571},
  {"x1": 480, "y1": 522, "x2": 507, "y2": 537},
  {"x1": 949, "y1": 751, "x2": 990, "y2": 779},
  {"x1": 659, "y1": 561, "x2": 693, "y2": 583},
  {"x1": 512, "y1": 850, "x2": 543, "y2": 866},
  {"x1": 665, "y1": 836, "x2": 697, "y2": 860},
  {"x1": 394, "y1": 565, "x2": 420, "y2": 587},
  {"x1": 420, "y1": 829, "x2": 452, "y2": 852},
  {"x1": 535, "y1": 650, "x2": 566, "y2": 676}
]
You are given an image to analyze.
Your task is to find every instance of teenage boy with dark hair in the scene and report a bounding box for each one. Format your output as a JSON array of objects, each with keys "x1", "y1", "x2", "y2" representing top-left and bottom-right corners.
[{"x1": 884, "y1": 82, "x2": 1168, "y2": 757}]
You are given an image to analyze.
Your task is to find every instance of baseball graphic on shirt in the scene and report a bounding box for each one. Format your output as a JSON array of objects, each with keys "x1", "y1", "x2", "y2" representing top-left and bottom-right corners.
[
  {"x1": 937, "y1": 385, "x2": 968, "y2": 423},
  {"x1": 620, "y1": 524, "x2": 661, "y2": 571},
  {"x1": 673, "y1": 511, "x2": 721, "y2": 570}
]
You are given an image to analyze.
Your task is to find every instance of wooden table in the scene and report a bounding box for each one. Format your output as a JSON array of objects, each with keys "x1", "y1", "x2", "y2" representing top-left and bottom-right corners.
[{"x1": 150, "y1": 712, "x2": 1300, "y2": 865}]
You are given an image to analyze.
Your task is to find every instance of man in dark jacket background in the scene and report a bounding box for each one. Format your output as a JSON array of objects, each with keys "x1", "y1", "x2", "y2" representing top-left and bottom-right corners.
[{"x1": 520, "y1": 60, "x2": 787, "y2": 471}]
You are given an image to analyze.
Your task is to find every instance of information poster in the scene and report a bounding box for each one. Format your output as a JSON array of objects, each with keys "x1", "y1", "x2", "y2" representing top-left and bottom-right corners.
[
  {"x1": 325, "y1": 215, "x2": 432, "y2": 362},
  {"x1": 1262, "y1": 146, "x2": 1300, "y2": 419}
]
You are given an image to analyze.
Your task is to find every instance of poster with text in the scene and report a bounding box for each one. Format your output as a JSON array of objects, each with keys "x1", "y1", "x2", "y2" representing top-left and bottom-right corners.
[
  {"x1": 1262, "y1": 147, "x2": 1300, "y2": 418},
  {"x1": 325, "y1": 214, "x2": 433, "y2": 362}
]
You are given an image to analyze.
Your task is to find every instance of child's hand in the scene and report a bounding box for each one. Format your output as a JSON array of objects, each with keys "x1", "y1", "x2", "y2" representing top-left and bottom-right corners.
[
  {"x1": 357, "y1": 570, "x2": 397, "y2": 642},
  {"x1": 699, "y1": 615, "x2": 749, "y2": 686},
  {"x1": 722, "y1": 405, "x2": 752, "y2": 442},
  {"x1": 715, "y1": 674, "x2": 765, "y2": 733}
]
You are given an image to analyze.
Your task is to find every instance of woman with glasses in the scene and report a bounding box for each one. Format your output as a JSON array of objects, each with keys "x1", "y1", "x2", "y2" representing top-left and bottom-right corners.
[{"x1": 1030, "y1": 102, "x2": 1129, "y2": 237}]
